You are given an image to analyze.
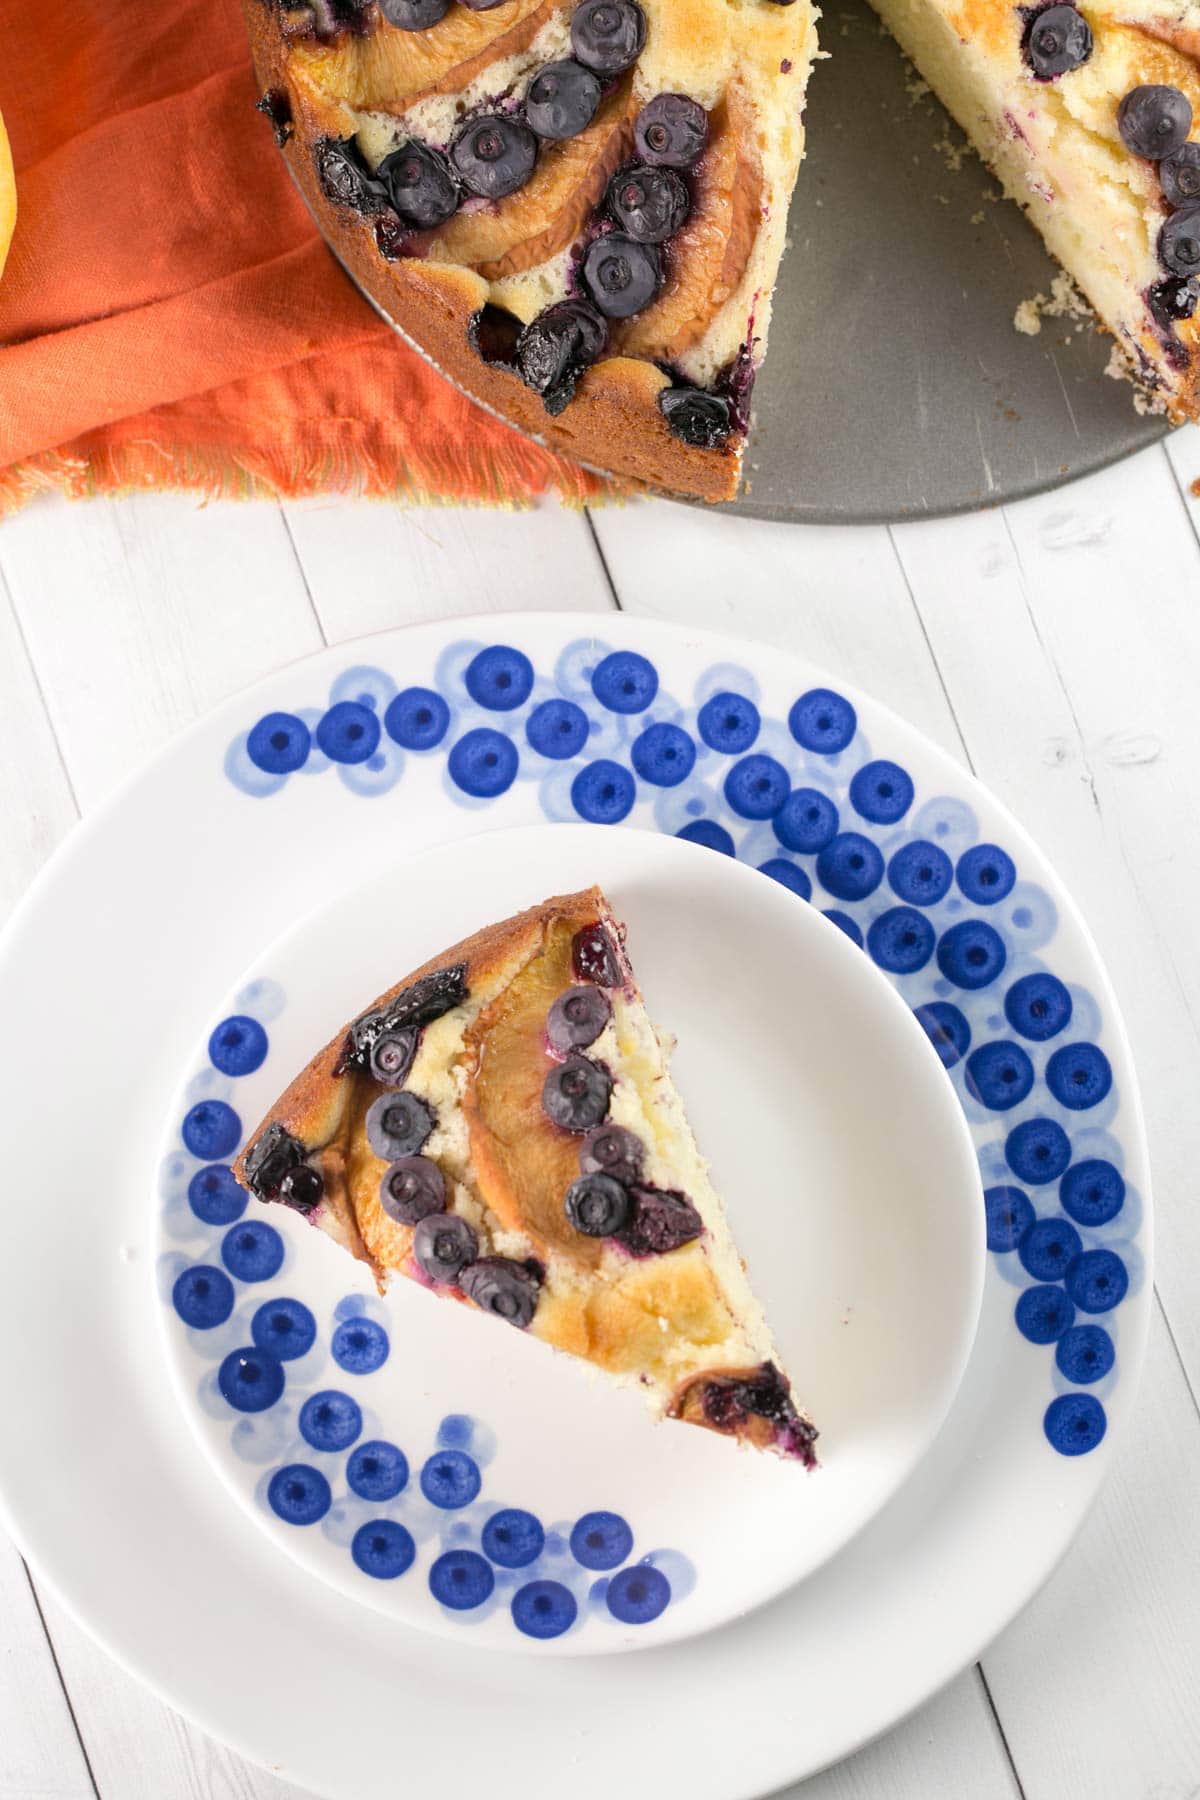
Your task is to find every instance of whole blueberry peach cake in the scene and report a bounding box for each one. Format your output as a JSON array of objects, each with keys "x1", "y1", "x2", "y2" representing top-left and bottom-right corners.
[
  {"x1": 234, "y1": 887, "x2": 817, "y2": 1462},
  {"x1": 246, "y1": 0, "x2": 1200, "y2": 495}
]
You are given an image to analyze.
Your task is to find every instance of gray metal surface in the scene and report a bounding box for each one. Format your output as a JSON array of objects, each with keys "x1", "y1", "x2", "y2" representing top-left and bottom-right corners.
[{"x1": 730, "y1": 0, "x2": 1169, "y2": 522}]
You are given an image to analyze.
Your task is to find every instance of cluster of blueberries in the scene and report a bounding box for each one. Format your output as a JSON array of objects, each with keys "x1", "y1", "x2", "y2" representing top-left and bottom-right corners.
[
  {"x1": 545, "y1": 924, "x2": 705, "y2": 1251},
  {"x1": 1020, "y1": 7, "x2": 1200, "y2": 335},
  {"x1": 298, "y1": 0, "x2": 737, "y2": 447},
  {"x1": 1116, "y1": 83, "x2": 1200, "y2": 332}
]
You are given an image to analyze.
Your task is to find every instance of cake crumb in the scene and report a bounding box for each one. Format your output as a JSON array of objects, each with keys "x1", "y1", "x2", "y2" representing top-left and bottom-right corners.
[
  {"x1": 1190, "y1": 476, "x2": 1200, "y2": 498},
  {"x1": 934, "y1": 131, "x2": 967, "y2": 173},
  {"x1": 1013, "y1": 273, "x2": 1093, "y2": 338},
  {"x1": 970, "y1": 209, "x2": 985, "y2": 224},
  {"x1": 1103, "y1": 341, "x2": 1167, "y2": 415}
]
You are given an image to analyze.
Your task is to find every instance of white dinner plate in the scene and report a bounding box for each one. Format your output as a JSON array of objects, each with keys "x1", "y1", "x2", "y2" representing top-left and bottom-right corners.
[
  {"x1": 156, "y1": 825, "x2": 984, "y2": 1652},
  {"x1": 0, "y1": 614, "x2": 1151, "y2": 1797}
]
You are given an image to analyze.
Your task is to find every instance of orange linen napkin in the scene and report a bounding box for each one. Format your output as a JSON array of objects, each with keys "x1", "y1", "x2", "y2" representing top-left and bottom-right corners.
[{"x1": 0, "y1": 0, "x2": 612, "y2": 514}]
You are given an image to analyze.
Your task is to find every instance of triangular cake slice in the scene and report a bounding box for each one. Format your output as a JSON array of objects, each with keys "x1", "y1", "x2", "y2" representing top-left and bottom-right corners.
[
  {"x1": 243, "y1": 0, "x2": 818, "y2": 502},
  {"x1": 870, "y1": 0, "x2": 1200, "y2": 412},
  {"x1": 234, "y1": 887, "x2": 816, "y2": 1462}
]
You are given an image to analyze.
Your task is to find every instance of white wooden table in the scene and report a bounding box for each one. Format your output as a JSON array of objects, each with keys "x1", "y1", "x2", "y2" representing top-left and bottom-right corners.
[{"x1": 3, "y1": 433, "x2": 1200, "y2": 1800}]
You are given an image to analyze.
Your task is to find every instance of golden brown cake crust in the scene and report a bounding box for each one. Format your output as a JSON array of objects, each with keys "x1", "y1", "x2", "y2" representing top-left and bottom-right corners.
[{"x1": 242, "y1": 1, "x2": 745, "y2": 502}]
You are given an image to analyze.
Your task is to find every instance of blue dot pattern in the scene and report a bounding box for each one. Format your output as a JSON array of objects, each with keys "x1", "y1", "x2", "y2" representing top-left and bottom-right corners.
[
  {"x1": 482, "y1": 1508, "x2": 545, "y2": 1568},
  {"x1": 269, "y1": 1464, "x2": 332, "y2": 1526},
  {"x1": 353, "y1": 1520, "x2": 416, "y2": 1580},
  {"x1": 420, "y1": 1450, "x2": 482, "y2": 1509},
  {"x1": 465, "y1": 645, "x2": 534, "y2": 712},
  {"x1": 347, "y1": 1441, "x2": 409, "y2": 1502},
  {"x1": 187, "y1": 1164, "x2": 246, "y2": 1226},
  {"x1": 385, "y1": 688, "x2": 449, "y2": 751},
  {"x1": 173, "y1": 1265, "x2": 235, "y2": 1330},
  {"x1": 430, "y1": 1549, "x2": 495, "y2": 1610},
  {"x1": 606, "y1": 1563, "x2": 672, "y2": 1624},
  {"x1": 217, "y1": 644, "x2": 1143, "y2": 1483},
  {"x1": 331, "y1": 1317, "x2": 390, "y2": 1375},
  {"x1": 208, "y1": 1016, "x2": 269, "y2": 1077},
  {"x1": 252, "y1": 1297, "x2": 317, "y2": 1361},
  {"x1": 221, "y1": 1220, "x2": 284, "y2": 1283},
  {"x1": 511, "y1": 1579, "x2": 577, "y2": 1639},
  {"x1": 300, "y1": 1390, "x2": 363, "y2": 1452},
  {"x1": 570, "y1": 1511, "x2": 633, "y2": 1571}
]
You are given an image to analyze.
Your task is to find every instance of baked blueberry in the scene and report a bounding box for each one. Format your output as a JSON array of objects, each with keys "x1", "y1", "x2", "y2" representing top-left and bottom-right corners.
[
  {"x1": 564, "y1": 1171, "x2": 630, "y2": 1236},
  {"x1": 366, "y1": 1091, "x2": 436, "y2": 1161},
  {"x1": 380, "y1": 1155, "x2": 446, "y2": 1225},
  {"x1": 546, "y1": 984, "x2": 612, "y2": 1052},
  {"x1": 379, "y1": 0, "x2": 449, "y2": 27},
  {"x1": 340, "y1": 964, "x2": 467, "y2": 1072},
  {"x1": 314, "y1": 137, "x2": 388, "y2": 213},
  {"x1": 515, "y1": 300, "x2": 608, "y2": 413},
  {"x1": 658, "y1": 386, "x2": 732, "y2": 449},
  {"x1": 468, "y1": 304, "x2": 523, "y2": 366},
  {"x1": 581, "y1": 233, "x2": 662, "y2": 318},
  {"x1": 1161, "y1": 141, "x2": 1200, "y2": 205},
  {"x1": 634, "y1": 94, "x2": 709, "y2": 168},
  {"x1": 369, "y1": 1027, "x2": 419, "y2": 1087},
  {"x1": 572, "y1": 922, "x2": 622, "y2": 986},
  {"x1": 580, "y1": 1123, "x2": 644, "y2": 1185},
  {"x1": 1149, "y1": 274, "x2": 1200, "y2": 326},
  {"x1": 570, "y1": 0, "x2": 646, "y2": 75},
  {"x1": 1023, "y1": 5, "x2": 1091, "y2": 79},
  {"x1": 542, "y1": 1055, "x2": 612, "y2": 1131},
  {"x1": 378, "y1": 141, "x2": 459, "y2": 228},
  {"x1": 412, "y1": 1211, "x2": 478, "y2": 1284},
  {"x1": 460, "y1": 1257, "x2": 540, "y2": 1327},
  {"x1": 606, "y1": 163, "x2": 690, "y2": 242},
  {"x1": 255, "y1": 89, "x2": 293, "y2": 147},
  {"x1": 1118, "y1": 84, "x2": 1192, "y2": 159},
  {"x1": 525, "y1": 60, "x2": 602, "y2": 140},
  {"x1": 451, "y1": 114, "x2": 539, "y2": 199},
  {"x1": 1160, "y1": 204, "x2": 1200, "y2": 277},
  {"x1": 620, "y1": 1186, "x2": 702, "y2": 1255},
  {"x1": 279, "y1": 1164, "x2": 324, "y2": 1212},
  {"x1": 243, "y1": 1122, "x2": 305, "y2": 1198}
]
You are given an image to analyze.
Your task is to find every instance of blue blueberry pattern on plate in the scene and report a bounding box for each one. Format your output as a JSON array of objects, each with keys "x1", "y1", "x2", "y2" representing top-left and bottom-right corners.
[
  {"x1": 221, "y1": 641, "x2": 1144, "y2": 1460},
  {"x1": 160, "y1": 981, "x2": 693, "y2": 1637}
]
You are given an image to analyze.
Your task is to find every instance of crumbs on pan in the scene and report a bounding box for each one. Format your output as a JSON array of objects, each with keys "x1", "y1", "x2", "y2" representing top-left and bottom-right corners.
[
  {"x1": 1104, "y1": 344, "x2": 1167, "y2": 416},
  {"x1": 1012, "y1": 273, "x2": 1093, "y2": 338}
]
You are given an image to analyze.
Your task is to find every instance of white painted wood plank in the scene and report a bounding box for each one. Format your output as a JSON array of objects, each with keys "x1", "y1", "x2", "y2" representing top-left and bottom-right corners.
[
  {"x1": 0, "y1": 571, "x2": 78, "y2": 927},
  {"x1": 35, "y1": 1589, "x2": 313, "y2": 1800},
  {"x1": 780, "y1": 1668, "x2": 1020, "y2": 1800},
  {"x1": 983, "y1": 1302, "x2": 1200, "y2": 1799},
  {"x1": 0, "y1": 1537, "x2": 95, "y2": 1800},
  {"x1": 892, "y1": 445, "x2": 1200, "y2": 1389},
  {"x1": 587, "y1": 503, "x2": 968, "y2": 758},
  {"x1": 280, "y1": 495, "x2": 613, "y2": 641},
  {"x1": 0, "y1": 495, "x2": 325, "y2": 813},
  {"x1": 888, "y1": 444, "x2": 1200, "y2": 1800}
]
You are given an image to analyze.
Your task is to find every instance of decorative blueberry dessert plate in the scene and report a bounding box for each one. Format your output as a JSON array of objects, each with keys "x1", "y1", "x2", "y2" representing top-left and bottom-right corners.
[
  {"x1": 155, "y1": 828, "x2": 985, "y2": 1650},
  {"x1": 0, "y1": 616, "x2": 1151, "y2": 1794}
]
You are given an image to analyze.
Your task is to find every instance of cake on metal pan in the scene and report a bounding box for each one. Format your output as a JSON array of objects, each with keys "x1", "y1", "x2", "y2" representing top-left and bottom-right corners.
[
  {"x1": 243, "y1": 0, "x2": 1200, "y2": 499},
  {"x1": 234, "y1": 887, "x2": 818, "y2": 1463},
  {"x1": 243, "y1": 0, "x2": 817, "y2": 503}
]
